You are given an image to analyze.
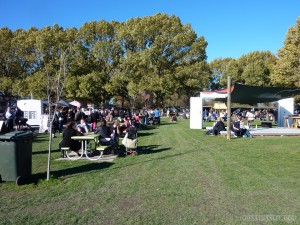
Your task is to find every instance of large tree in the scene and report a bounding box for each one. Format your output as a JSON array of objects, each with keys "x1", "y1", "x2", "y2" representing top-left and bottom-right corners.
[
  {"x1": 0, "y1": 14, "x2": 209, "y2": 108},
  {"x1": 239, "y1": 51, "x2": 277, "y2": 86},
  {"x1": 64, "y1": 20, "x2": 123, "y2": 105},
  {"x1": 209, "y1": 58, "x2": 234, "y2": 89},
  {"x1": 0, "y1": 27, "x2": 30, "y2": 94},
  {"x1": 210, "y1": 51, "x2": 277, "y2": 89},
  {"x1": 116, "y1": 13, "x2": 208, "y2": 107},
  {"x1": 271, "y1": 17, "x2": 300, "y2": 87}
]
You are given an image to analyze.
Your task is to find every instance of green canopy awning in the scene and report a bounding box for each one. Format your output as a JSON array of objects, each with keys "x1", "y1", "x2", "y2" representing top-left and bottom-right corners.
[{"x1": 215, "y1": 84, "x2": 300, "y2": 104}]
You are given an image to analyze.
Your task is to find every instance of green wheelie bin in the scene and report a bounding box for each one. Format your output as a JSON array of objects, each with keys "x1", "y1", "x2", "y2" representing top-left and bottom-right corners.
[{"x1": 0, "y1": 131, "x2": 33, "y2": 184}]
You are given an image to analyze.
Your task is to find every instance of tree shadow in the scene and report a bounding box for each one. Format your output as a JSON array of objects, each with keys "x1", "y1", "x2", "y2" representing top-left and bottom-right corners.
[
  {"x1": 32, "y1": 148, "x2": 60, "y2": 155},
  {"x1": 113, "y1": 147, "x2": 199, "y2": 171},
  {"x1": 136, "y1": 132, "x2": 155, "y2": 137},
  {"x1": 32, "y1": 136, "x2": 50, "y2": 143},
  {"x1": 137, "y1": 145, "x2": 171, "y2": 155},
  {"x1": 159, "y1": 122, "x2": 176, "y2": 126},
  {"x1": 26, "y1": 162, "x2": 113, "y2": 185},
  {"x1": 140, "y1": 125, "x2": 158, "y2": 130}
]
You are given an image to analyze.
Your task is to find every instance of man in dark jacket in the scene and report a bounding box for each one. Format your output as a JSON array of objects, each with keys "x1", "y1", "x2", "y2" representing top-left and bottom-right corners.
[
  {"x1": 94, "y1": 120, "x2": 111, "y2": 138},
  {"x1": 212, "y1": 117, "x2": 226, "y2": 135}
]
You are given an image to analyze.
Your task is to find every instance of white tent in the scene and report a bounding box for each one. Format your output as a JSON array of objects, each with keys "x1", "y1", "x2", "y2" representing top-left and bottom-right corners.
[
  {"x1": 190, "y1": 92, "x2": 227, "y2": 129},
  {"x1": 69, "y1": 100, "x2": 81, "y2": 108}
]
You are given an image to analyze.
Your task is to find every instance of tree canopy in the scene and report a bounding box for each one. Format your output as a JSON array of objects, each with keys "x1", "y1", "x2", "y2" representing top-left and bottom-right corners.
[
  {"x1": 1, "y1": 15, "x2": 300, "y2": 108},
  {"x1": 0, "y1": 14, "x2": 210, "y2": 108},
  {"x1": 271, "y1": 17, "x2": 300, "y2": 88}
]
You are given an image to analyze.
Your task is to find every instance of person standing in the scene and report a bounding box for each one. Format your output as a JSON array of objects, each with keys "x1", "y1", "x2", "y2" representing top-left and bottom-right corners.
[
  {"x1": 14, "y1": 107, "x2": 24, "y2": 130},
  {"x1": 58, "y1": 109, "x2": 64, "y2": 134},
  {"x1": 67, "y1": 108, "x2": 75, "y2": 122},
  {"x1": 52, "y1": 111, "x2": 59, "y2": 138},
  {"x1": 105, "y1": 110, "x2": 114, "y2": 126},
  {"x1": 74, "y1": 107, "x2": 85, "y2": 124},
  {"x1": 89, "y1": 109, "x2": 98, "y2": 132},
  {"x1": 144, "y1": 109, "x2": 149, "y2": 126},
  {"x1": 246, "y1": 110, "x2": 255, "y2": 128},
  {"x1": 154, "y1": 108, "x2": 160, "y2": 125},
  {"x1": 110, "y1": 121, "x2": 121, "y2": 154},
  {"x1": 5, "y1": 107, "x2": 15, "y2": 132}
]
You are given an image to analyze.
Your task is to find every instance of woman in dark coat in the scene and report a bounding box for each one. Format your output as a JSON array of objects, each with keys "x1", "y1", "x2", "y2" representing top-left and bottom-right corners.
[
  {"x1": 59, "y1": 121, "x2": 83, "y2": 157},
  {"x1": 212, "y1": 117, "x2": 226, "y2": 135},
  {"x1": 94, "y1": 120, "x2": 111, "y2": 138}
]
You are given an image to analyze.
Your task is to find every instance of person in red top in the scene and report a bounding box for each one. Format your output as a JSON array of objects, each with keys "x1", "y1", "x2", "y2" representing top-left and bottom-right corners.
[
  {"x1": 121, "y1": 116, "x2": 132, "y2": 134},
  {"x1": 132, "y1": 113, "x2": 141, "y2": 129}
]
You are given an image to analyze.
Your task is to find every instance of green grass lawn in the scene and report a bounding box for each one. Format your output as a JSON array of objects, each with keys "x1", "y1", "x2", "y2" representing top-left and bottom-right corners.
[{"x1": 0, "y1": 119, "x2": 299, "y2": 225}]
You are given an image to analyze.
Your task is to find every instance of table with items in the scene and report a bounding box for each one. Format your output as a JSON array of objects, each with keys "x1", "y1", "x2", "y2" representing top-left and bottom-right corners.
[{"x1": 284, "y1": 115, "x2": 300, "y2": 128}]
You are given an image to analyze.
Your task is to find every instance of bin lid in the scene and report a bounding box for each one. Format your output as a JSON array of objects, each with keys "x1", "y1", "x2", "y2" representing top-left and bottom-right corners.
[{"x1": 0, "y1": 131, "x2": 33, "y2": 140}]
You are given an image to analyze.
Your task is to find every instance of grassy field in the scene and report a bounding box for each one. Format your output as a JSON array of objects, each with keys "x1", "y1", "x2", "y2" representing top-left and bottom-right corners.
[{"x1": 0, "y1": 118, "x2": 299, "y2": 225}]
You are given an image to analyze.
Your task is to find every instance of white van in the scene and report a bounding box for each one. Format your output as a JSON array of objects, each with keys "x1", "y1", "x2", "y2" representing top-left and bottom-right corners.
[{"x1": 17, "y1": 100, "x2": 49, "y2": 131}]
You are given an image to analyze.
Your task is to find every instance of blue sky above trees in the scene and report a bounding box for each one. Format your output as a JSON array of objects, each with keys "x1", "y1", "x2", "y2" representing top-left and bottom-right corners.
[{"x1": 0, "y1": 0, "x2": 299, "y2": 61}]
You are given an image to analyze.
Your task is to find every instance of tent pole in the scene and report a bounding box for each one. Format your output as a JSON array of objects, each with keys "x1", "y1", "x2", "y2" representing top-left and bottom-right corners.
[{"x1": 227, "y1": 75, "x2": 231, "y2": 140}]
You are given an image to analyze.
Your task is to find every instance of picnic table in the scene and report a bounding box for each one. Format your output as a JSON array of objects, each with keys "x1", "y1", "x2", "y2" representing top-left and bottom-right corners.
[{"x1": 66, "y1": 133, "x2": 101, "y2": 160}]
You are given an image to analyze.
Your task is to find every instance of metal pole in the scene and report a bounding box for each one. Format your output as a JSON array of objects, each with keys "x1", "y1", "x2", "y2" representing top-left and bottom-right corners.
[{"x1": 227, "y1": 75, "x2": 231, "y2": 140}]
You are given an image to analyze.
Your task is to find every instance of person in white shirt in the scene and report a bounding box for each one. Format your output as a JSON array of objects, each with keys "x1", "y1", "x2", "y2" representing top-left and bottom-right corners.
[
  {"x1": 5, "y1": 107, "x2": 14, "y2": 132},
  {"x1": 246, "y1": 110, "x2": 255, "y2": 128}
]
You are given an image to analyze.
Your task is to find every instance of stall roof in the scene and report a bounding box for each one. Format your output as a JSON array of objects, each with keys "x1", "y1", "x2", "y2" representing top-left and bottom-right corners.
[{"x1": 213, "y1": 102, "x2": 227, "y2": 110}]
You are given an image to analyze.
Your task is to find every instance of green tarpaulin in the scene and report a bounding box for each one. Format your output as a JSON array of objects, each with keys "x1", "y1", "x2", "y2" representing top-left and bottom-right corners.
[{"x1": 215, "y1": 84, "x2": 300, "y2": 104}]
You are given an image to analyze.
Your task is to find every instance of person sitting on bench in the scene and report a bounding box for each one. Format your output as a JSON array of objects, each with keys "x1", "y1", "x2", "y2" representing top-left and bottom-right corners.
[
  {"x1": 59, "y1": 121, "x2": 83, "y2": 157},
  {"x1": 206, "y1": 117, "x2": 226, "y2": 135}
]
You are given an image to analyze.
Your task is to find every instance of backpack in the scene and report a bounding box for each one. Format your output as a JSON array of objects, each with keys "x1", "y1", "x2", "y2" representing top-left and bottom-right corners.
[{"x1": 123, "y1": 138, "x2": 137, "y2": 149}]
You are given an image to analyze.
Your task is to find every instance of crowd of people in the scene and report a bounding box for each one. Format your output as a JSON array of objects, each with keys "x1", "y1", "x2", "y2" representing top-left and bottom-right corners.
[
  {"x1": 204, "y1": 109, "x2": 274, "y2": 138},
  {"x1": 57, "y1": 106, "x2": 164, "y2": 157},
  {"x1": 2, "y1": 106, "x2": 25, "y2": 132},
  {"x1": 52, "y1": 107, "x2": 163, "y2": 135},
  {"x1": 205, "y1": 114, "x2": 253, "y2": 138},
  {"x1": 204, "y1": 108, "x2": 278, "y2": 124}
]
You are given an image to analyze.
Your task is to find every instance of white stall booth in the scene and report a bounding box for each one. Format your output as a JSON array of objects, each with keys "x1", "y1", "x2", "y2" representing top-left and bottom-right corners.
[
  {"x1": 190, "y1": 91, "x2": 294, "y2": 130},
  {"x1": 17, "y1": 99, "x2": 49, "y2": 132}
]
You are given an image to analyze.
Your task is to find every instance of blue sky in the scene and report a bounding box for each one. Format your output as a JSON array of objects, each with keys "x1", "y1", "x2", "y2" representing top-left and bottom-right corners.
[{"x1": 0, "y1": 0, "x2": 299, "y2": 61}]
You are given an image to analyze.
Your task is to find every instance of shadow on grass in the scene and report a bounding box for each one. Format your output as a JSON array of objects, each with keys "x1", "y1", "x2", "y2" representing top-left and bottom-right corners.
[
  {"x1": 25, "y1": 162, "x2": 113, "y2": 185},
  {"x1": 138, "y1": 145, "x2": 172, "y2": 155},
  {"x1": 151, "y1": 122, "x2": 174, "y2": 126},
  {"x1": 32, "y1": 148, "x2": 60, "y2": 155},
  {"x1": 115, "y1": 145, "x2": 171, "y2": 157},
  {"x1": 137, "y1": 132, "x2": 155, "y2": 137},
  {"x1": 113, "y1": 147, "x2": 200, "y2": 171},
  {"x1": 141, "y1": 125, "x2": 158, "y2": 130},
  {"x1": 33, "y1": 137, "x2": 50, "y2": 143}
]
